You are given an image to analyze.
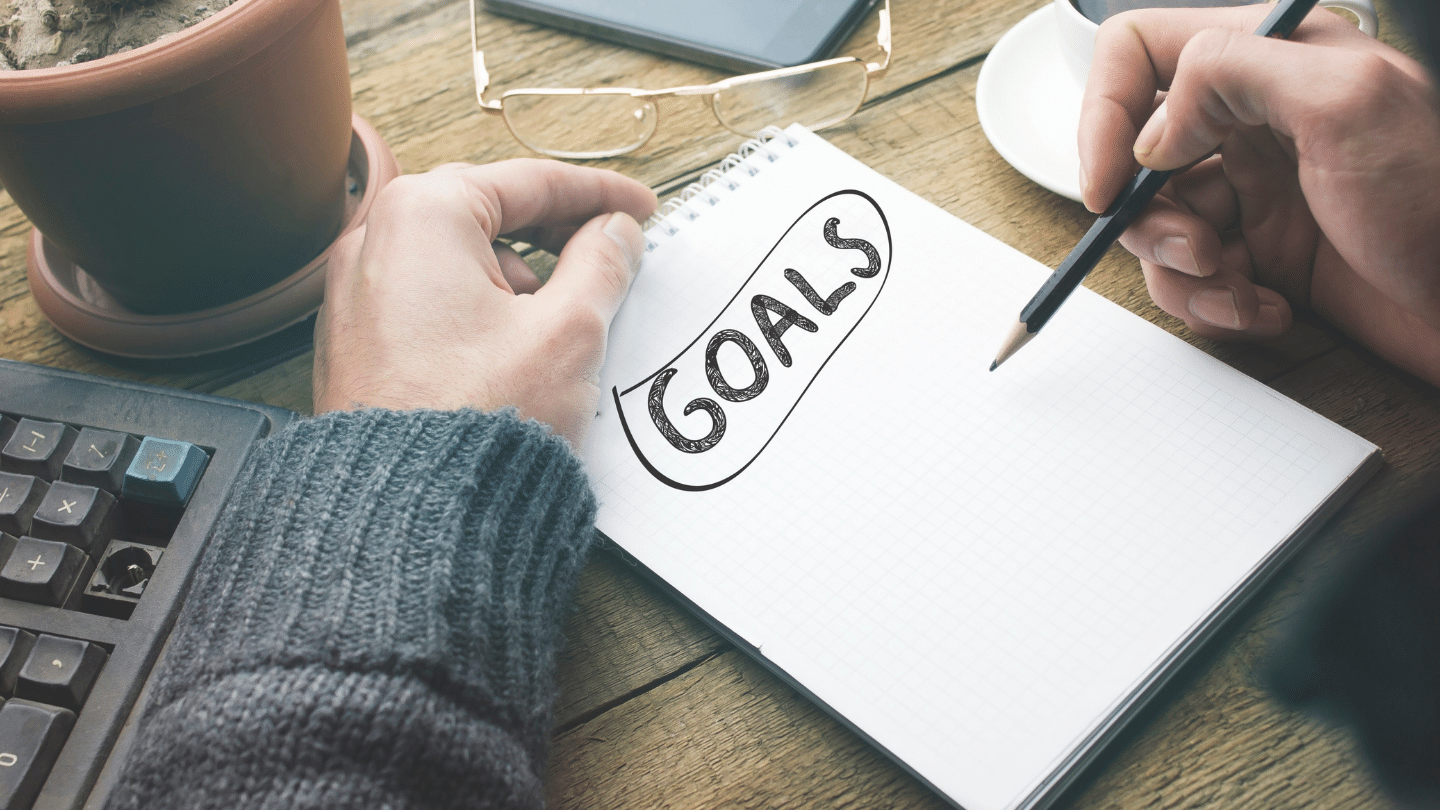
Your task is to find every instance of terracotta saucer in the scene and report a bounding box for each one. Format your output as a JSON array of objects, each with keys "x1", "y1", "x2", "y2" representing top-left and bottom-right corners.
[{"x1": 27, "y1": 113, "x2": 399, "y2": 360}]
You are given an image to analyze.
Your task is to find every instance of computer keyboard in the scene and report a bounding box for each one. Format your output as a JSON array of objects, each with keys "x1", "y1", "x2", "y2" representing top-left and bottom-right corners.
[{"x1": 0, "y1": 359, "x2": 296, "y2": 810}]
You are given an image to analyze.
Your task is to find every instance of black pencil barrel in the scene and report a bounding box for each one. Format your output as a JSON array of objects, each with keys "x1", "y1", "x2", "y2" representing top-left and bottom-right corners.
[
  {"x1": 1019, "y1": 167, "x2": 1172, "y2": 330},
  {"x1": 1258, "y1": 0, "x2": 1320, "y2": 39}
]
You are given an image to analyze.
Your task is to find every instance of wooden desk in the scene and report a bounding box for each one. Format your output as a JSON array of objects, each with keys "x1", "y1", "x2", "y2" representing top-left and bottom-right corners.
[{"x1": 2, "y1": 0, "x2": 1436, "y2": 807}]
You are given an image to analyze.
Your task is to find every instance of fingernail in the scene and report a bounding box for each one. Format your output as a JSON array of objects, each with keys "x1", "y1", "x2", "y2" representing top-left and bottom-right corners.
[
  {"x1": 1254, "y1": 302, "x2": 1285, "y2": 335},
  {"x1": 1156, "y1": 236, "x2": 1200, "y2": 276},
  {"x1": 1189, "y1": 286, "x2": 1241, "y2": 329},
  {"x1": 1134, "y1": 100, "x2": 1168, "y2": 159},
  {"x1": 604, "y1": 211, "x2": 644, "y2": 274},
  {"x1": 1079, "y1": 161, "x2": 1093, "y2": 210}
]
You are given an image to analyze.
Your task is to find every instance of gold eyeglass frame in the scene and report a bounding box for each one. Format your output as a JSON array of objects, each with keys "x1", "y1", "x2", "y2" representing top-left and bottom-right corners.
[{"x1": 469, "y1": 0, "x2": 891, "y2": 159}]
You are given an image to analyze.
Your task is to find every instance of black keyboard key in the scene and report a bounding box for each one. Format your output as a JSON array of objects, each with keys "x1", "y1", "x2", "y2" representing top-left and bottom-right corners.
[
  {"x1": 1, "y1": 421, "x2": 77, "y2": 481},
  {"x1": 0, "y1": 699, "x2": 75, "y2": 810},
  {"x1": 16, "y1": 636, "x2": 106, "y2": 711},
  {"x1": 61, "y1": 429, "x2": 139, "y2": 494},
  {"x1": 0, "y1": 630, "x2": 34, "y2": 699},
  {"x1": 123, "y1": 437, "x2": 209, "y2": 508},
  {"x1": 0, "y1": 538, "x2": 84, "y2": 608},
  {"x1": 29, "y1": 483, "x2": 116, "y2": 553},
  {"x1": 0, "y1": 477, "x2": 46, "y2": 539},
  {"x1": 0, "y1": 419, "x2": 13, "y2": 453}
]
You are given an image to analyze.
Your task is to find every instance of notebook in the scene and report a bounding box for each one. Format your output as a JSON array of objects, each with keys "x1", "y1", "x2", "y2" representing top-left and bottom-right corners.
[{"x1": 579, "y1": 124, "x2": 1381, "y2": 810}]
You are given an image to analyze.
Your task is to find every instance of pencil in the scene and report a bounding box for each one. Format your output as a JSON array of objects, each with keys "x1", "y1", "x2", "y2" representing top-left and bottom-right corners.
[{"x1": 989, "y1": 0, "x2": 1322, "y2": 371}]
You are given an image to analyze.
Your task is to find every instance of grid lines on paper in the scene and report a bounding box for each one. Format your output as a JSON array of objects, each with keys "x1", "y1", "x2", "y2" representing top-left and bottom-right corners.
[
  {"x1": 595, "y1": 293, "x2": 1327, "y2": 810},
  {"x1": 586, "y1": 130, "x2": 1345, "y2": 810}
]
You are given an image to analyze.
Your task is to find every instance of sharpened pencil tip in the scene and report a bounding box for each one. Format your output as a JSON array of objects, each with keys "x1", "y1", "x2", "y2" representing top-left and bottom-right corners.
[{"x1": 992, "y1": 319, "x2": 1037, "y2": 370}]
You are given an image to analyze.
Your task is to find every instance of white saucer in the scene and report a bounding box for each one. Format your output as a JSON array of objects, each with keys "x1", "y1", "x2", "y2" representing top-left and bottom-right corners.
[{"x1": 975, "y1": 5, "x2": 1084, "y2": 202}]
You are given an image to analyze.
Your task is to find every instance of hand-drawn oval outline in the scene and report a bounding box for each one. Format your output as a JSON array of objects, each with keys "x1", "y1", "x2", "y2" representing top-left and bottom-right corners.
[{"x1": 613, "y1": 189, "x2": 893, "y2": 491}]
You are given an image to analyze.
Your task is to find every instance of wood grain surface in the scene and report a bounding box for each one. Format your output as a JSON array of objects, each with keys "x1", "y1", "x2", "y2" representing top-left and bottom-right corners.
[{"x1": 0, "y1": 0, "x2": 1431, "y2": 807}]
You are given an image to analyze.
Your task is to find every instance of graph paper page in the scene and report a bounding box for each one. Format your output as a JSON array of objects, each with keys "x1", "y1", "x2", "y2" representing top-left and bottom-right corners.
[{"x1": 581, "y1": 126, "x2": 1378, "y2": 810}]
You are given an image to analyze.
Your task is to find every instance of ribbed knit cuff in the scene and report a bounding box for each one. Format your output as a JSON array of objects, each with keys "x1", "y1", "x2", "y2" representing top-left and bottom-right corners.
[{"x1": 107, "y1": 408, "x2": 597, "y2": 810}]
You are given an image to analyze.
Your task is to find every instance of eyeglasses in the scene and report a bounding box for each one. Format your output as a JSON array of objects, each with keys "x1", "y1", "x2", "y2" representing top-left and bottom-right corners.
[{"x1": 469, "y1": 0, "x2": 891, "y2": 159}]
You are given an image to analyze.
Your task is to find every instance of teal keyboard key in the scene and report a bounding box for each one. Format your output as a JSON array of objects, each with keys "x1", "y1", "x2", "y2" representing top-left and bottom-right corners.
[{"x1": 122, "y1": 438, "x2": 209, "y2": 508}]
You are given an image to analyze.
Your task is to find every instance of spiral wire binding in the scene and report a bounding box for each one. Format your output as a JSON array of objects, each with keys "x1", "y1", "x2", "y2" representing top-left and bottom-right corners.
[{"x1": 642, "y1": 126, "x2": 800, "y2": 252}]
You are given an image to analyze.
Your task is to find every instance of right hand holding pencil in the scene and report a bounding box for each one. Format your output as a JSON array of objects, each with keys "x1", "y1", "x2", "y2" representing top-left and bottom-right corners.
[{"x1": 1076, "y1": 5, "x2": 1440, "y2": 385}]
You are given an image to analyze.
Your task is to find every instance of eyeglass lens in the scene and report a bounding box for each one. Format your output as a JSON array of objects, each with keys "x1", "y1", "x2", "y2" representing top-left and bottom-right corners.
[
  {"x1": 712, "y1": 61, "x2": 869, "y2": 137},
  {"x1": 502, "y1": 93, "x2": 659, "y2": 158}
]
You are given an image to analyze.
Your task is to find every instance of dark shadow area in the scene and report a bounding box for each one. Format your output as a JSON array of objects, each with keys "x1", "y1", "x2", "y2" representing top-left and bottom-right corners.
[{"x1": 78, "y1": 315, "x2": 315, "y2": 394}]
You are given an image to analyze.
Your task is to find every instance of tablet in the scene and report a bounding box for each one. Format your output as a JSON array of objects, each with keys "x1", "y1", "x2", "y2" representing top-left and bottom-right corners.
[{"x1": 483, "y1": 0, "x2": 879, "y2": 74}]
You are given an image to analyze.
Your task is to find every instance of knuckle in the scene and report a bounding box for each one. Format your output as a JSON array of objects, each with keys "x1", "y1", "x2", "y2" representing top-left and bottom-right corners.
[
  {"x1": 1179, "y1": 27, "x2": 1240, "y2": 72},
  {"x1": 549, "y1": 299, "x2": 608, "y2": 346},
  {"x1": 1336, "y1": 50, "x2": 1397, "y2": 94},
  {"x1": 372, "y1": 171, "x2": 503, "y2": 237},
  {"x1": 465, "y1": 184, "x2": 503, "y2": 238},
  {"x1": 1302, "y1": 51, "x2": 1405, "y2": 140},
  {"x1": 432, "y1": 161, "x2": 475, "y2": 174},
  {"x1": 1176, "y1": 27, "x2": 1253, "y2": 99},
  {"x1": 1338, "y1": 50, "x2": 1403, "y2": 106},
  {"x1": 373, "y1": 173, "x2": 455, "y2": 217},
  {"x1": 376, "y1": 172, "x2": 431, "y2": 200},
  {"x1": 1172, "y1": 30, "x2": 1251, "y2": 132}
]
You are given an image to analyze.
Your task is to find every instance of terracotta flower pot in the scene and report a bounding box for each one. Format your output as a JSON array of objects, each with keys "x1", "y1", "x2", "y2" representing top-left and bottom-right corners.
[{"x1": 0, "y1": 0, "x2": 355, "y2": 315}]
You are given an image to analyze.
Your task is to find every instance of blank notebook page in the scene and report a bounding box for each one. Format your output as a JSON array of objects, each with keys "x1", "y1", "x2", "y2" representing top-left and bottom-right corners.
[{"x1": 581, "y1": 126, "x2": 1378, "y2": 810}]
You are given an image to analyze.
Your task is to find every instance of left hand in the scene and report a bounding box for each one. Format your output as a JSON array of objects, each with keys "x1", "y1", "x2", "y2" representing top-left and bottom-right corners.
[{"x1": 313, "y1": 159, "x2": 657, "y2": 446}]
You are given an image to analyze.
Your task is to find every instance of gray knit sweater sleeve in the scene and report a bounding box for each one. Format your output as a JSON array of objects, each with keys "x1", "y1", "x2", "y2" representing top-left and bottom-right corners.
[{"x1": 105, "y1": 408, "x2": 597, "y2": 810}]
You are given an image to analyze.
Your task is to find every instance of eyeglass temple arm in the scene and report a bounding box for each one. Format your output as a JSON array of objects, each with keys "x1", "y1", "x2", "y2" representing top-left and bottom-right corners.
[
  {"x1": 470, "y1": 0, "x2": 504, "y2": 111},
  {"x1": 866, "y1": 2, "x2": 892, "y2": 76}
]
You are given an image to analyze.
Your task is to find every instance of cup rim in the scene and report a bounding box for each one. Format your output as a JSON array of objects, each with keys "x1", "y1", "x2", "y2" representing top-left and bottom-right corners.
[{"x1": 1052, "y1": 0, "x2": 1100, "y2": 31}]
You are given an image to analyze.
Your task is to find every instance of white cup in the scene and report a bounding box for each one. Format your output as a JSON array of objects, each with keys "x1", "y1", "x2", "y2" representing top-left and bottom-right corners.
[{"x1": 1053, "y1": 0, "x2": 1380, "y2": 84}]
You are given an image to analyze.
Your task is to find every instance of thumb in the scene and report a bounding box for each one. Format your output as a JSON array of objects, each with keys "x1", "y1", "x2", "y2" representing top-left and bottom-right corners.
[{"x1": 541, "y1": 211, "x2": 645, "y2": 325}]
